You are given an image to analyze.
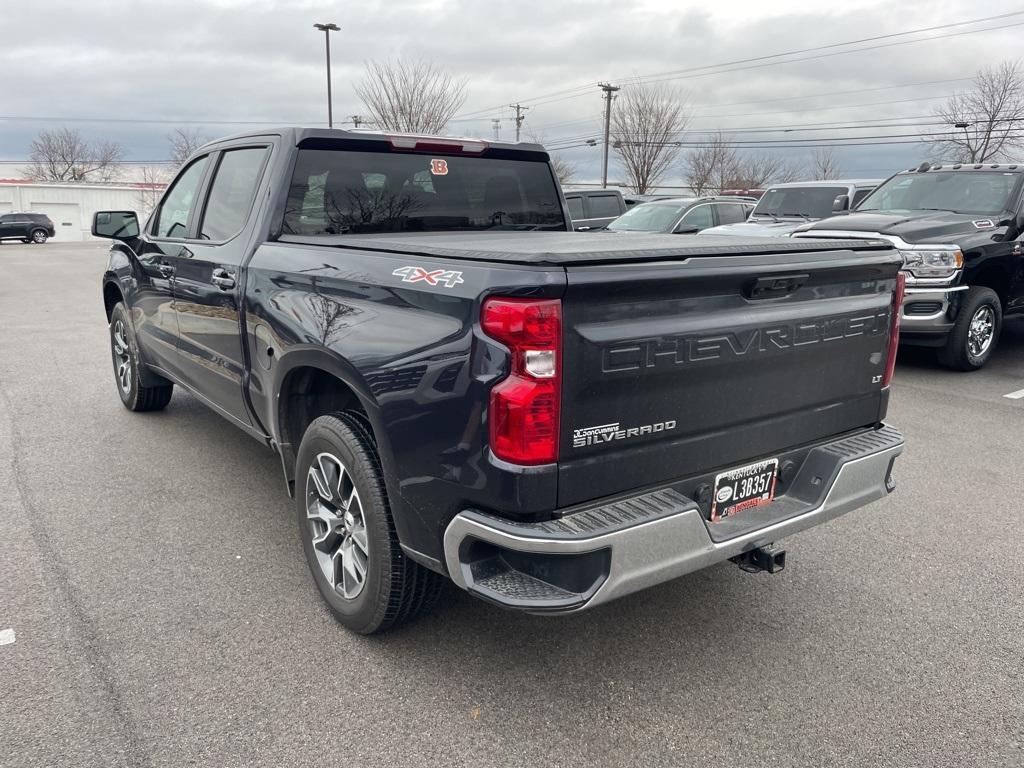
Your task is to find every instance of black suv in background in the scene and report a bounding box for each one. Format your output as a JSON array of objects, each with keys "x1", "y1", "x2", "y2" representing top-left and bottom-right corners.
[
  {"x1": 562, "y1": 189, "x2": 627, "y2": 230},
  {"x1": 795, "y1": 162, "x2": 1024, "y2": 370},
  {"x1": 0, "y1": 212, "x2": 55, "y2": 244}
]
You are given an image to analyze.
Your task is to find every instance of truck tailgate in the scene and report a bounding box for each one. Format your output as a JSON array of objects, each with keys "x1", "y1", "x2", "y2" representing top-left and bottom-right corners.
[{"x1": 558, "y1": 245, "x2": 902, "y2": 507}]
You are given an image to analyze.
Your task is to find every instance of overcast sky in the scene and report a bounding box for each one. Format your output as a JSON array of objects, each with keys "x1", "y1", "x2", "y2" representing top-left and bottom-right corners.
[{"x1": 3, "y1": 0, "x2": 1024, "y2": 185}]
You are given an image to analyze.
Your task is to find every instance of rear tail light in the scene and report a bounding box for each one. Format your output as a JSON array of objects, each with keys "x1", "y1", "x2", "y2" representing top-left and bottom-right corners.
[
  {"x1": 882, "y1": 272, "x2": 906, "y2": 387},
  {"x1": 481, "y1": 297, "x2": 562, "y2": 465}
]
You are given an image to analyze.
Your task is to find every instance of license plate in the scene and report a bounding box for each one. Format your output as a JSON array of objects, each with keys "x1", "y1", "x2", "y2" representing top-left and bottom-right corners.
[{"x1": 710, "y1": 458, "x2": 778, "y2": 521}]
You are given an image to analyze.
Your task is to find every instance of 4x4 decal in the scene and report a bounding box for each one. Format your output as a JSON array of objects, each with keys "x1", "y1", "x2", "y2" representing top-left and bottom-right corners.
[{"x1": 392, "y1": 265, "x2": 464, "y2": 288}]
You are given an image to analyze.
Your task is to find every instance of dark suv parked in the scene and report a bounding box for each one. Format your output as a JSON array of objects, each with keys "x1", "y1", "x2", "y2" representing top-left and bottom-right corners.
[
  {"x1": 0, "y1": 212, "x2": 55, "y2": 244},
  {"x1": 563, "y1": 189, "x2": 627, "y2": 230}
]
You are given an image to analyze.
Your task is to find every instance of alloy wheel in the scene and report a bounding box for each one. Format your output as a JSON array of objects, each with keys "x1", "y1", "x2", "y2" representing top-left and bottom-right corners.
[
  {"x1": 112, "y1": 320, "x2": 132, "y2": 394},
  {"x1": 305, "y1": 452, "x2": 369, "y2": 599},
  {"x1": 967, "y1": 305, "x2": 995, "y2": 358},
  {"x1": 32, "y1": 231, "x2": 46, "y2": 243}
]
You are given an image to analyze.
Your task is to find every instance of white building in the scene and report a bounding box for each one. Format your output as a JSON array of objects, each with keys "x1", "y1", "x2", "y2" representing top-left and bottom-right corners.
[{"x1": 0, "y1": 178, "x2": 165, "y2": 242}]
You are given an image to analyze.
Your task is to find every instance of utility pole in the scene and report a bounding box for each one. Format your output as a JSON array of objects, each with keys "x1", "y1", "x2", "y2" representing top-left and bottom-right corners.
[
  {"x1": 598, "y1": 83, "x2": 619, "y2": 189},
  {"x1": 509, "y1": 103, "x2": 529, "y2": 142},
  {"x1": 313, "y1": 22, "x2": 340, "y2": 128},
  {"x1": 492, "y1": 118, "x2": 501, "y2": 140}
]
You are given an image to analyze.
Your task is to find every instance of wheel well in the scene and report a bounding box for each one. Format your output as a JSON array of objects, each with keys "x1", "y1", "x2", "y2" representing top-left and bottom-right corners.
[
  {"x1": 278, "y1": 366, "x2": 366, "y2": 453},
  {"x1": 971, "y1": 267, "x2": 1010, "y2": 307},
  {"x1": 103, "y1": 281, "x2": 124, "y2": 321}
]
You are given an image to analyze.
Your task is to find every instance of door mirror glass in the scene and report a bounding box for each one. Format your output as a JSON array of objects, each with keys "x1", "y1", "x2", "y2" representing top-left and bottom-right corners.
[
  {"x1": 92, "y1": 211, "x2": 139, "y2": 240},
  {"x1": 832, "y1": 194, "x2": 850, "y2": 212},
  {"x1": 674, "y1": 224, "x2": 700, "y2": 234}
]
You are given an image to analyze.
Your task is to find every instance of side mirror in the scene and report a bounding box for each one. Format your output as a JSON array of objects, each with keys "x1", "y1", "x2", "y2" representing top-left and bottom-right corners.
[
  {"x1": 674, "y1": 224, "x2": 700, "y2": 234},
  {"x1": 92, "y1": 210, "x2": 139, "y2": 241},
  {"x1": 832, "y1": 194, "x2": 850, "y2": 213}
]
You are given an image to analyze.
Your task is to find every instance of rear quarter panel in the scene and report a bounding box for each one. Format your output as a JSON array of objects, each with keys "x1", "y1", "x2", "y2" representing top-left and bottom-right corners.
[{"x1": 243, "y1": 242, "x2": 566, "y2": 561}]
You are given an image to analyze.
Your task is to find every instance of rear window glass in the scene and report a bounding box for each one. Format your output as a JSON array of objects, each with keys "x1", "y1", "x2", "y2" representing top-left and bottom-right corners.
[{"x1": 282, "y1": 149, "x2": 566, "y2": 235}]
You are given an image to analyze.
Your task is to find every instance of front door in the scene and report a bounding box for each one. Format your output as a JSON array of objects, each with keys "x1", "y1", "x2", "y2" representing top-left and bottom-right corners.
[
  {"x1": 133, "y1": 155, "x2": 212, "y2": 377},
  {"x1": 170, "y1": 146, "x2": 270, "y2": 428}
]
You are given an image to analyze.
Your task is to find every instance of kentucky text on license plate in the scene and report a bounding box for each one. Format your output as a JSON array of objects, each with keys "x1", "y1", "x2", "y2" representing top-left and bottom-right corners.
[{"x1": 710, "y1": 458, "x2": 778, "y2": 521}]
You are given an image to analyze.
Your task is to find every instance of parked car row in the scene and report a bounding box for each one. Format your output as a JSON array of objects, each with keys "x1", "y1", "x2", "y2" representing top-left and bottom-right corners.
[{"x1": 574, "y1": 162, "x2": 1024, "y2": 370}]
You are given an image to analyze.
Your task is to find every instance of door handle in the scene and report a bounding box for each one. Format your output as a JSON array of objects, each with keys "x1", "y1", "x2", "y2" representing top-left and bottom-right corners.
[
  {"x1": 157, "y1": 263, "x2": 175, "y2": 278},
  {"x1": 211, "y1": 268, "x2": 236, "y2": 290}
]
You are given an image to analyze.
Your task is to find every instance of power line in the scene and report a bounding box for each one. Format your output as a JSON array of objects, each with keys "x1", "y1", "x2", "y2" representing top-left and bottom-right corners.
[{"x1": 455, "y1": 11, "x2": 1024, "y2": 118}]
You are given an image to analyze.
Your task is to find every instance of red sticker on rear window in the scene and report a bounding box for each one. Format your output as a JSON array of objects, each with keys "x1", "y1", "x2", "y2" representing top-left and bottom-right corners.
[{"x1": 430, "y1": 158, "x2": 448, "y2": 176}]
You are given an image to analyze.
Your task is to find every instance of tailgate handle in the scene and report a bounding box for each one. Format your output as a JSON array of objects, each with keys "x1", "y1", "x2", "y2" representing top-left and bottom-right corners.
[{"x1": 746, "y1": 274, "x2": 809, "y2": 299}]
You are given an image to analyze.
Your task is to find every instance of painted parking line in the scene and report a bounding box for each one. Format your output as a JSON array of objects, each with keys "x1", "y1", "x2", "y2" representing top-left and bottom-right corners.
[
  {"x1": 1003, "y1": 388, "x2": 1024, "y2": 400},
  {"x1": 0, "y1": 628, "x2": 15, "y2": 646}
]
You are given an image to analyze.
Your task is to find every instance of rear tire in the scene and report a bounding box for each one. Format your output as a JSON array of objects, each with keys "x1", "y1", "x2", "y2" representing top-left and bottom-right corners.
[
  {"x1": 295, "y1": 412, "x2": 444, "y2": 634},
  {"x1": 938, "y1": 286, "x2": 1001, "y2": 371},
  {"x1": 30, "y1": 229, "x2": 48, "y2": 244},
  {"x1": 109, "y1": 302, "x2": 173, "y2": 411}
]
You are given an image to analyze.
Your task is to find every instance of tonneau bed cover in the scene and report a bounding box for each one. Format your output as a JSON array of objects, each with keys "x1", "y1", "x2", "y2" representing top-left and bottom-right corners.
[{"x1": 276, "y1": 232, "x2": 891, "y2": 266}]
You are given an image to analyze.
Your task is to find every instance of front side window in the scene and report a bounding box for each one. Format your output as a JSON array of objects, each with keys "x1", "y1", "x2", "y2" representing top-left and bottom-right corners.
[
  {"x1": 678, "y1": 203, "x2": 714, "y2": 230},
  {"x1": 282, "y1": 148, "x2": 565, "y2": 235},
  {"x1": 587, "y1": 194, "x2": 622, "y2": 218},
  {"x1": 154, "y1": 156, "x2": 209, "y2": 238},
  {"x1": 565, "y1": 196, "x2": 585, "y2": 219},
  {"x1": 714, "y1": 203, "x2": 748, "y2": 225},
  {"x1": 200, "y1": 148, "x2": 269, "y2": 241},
  {"x1": 752, "y1": 186, "x2": 847, "y2": 220},
  {"x1": 857, "y1": 172, "x2": 1022, "y2": 216},
  {"x1": 852, "y1": 188, "x2": 874, "y2": 207}
]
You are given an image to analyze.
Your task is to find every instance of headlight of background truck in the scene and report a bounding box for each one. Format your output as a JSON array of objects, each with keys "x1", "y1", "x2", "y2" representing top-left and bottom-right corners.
[{"x1": 898, "y1": 247, "x2": 964, "y2": 279}]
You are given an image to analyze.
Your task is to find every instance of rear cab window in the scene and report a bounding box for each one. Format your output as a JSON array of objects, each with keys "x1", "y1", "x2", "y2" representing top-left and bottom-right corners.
[{"x1": 282, "y1": 144, "x2": 566, "y2": 235}]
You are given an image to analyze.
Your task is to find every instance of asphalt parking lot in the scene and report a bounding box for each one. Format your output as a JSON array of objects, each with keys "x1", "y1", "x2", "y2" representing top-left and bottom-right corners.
[{"x1": 2, "y1": 240, "x2": 1022, "y2": 767}]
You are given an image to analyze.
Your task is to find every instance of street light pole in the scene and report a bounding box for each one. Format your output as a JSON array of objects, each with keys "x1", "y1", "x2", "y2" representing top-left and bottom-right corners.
[
  {"x1": 954, "y1": 121, "x2": 973, "y2": 162},
  {"x1": 313, "y1": 22, "x2": 340, "y2": 128}
]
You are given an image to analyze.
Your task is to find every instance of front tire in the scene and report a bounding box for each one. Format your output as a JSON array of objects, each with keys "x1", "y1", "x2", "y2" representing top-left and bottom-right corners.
[
  {"x1": 295, "y1": 412, "x2": 443, "y2": 634},
  {"x1": 109, "y1": 302, "x2": 173, "y2": 411},
  {"x1": 938, "y1": 287, "x2": 1001, "y2": 371},
  {"x1": 30, "y1": 229, "x2": 48, "y2": 244}
]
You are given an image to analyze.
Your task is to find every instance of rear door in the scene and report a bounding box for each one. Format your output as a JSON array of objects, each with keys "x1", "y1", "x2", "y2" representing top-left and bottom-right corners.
[
  {"x1": 557, "y1": 246, "x2": 900, "y2": 506},
  {"x1": 170, "y1": 145, "x2": 271, "y2": 428}
]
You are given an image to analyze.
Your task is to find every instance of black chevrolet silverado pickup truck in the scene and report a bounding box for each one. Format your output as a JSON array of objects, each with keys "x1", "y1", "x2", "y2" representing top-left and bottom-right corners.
[
  {"x1": 93, "y1": 127, "x2": 905, "y2": 633},
  {"x1": 795, "y1": 162, "x2": 1024, "y2": 370}
]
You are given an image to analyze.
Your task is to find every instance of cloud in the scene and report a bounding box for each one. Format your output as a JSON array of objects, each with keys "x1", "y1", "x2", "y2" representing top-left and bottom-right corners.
[{"x1": 2, "y1": 0, "x2": 1023, "y2": 182}]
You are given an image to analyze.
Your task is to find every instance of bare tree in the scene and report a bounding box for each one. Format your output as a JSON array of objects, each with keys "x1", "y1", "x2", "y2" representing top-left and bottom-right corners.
[
  {"x1": 133, "y1": 166, "x2": 170, "y2": 220},
  {"x1": 686, "y1": 132, "x2": 801, "y2": 193},
  {"x1": 550, "y1": 155, "x2": 576, "y2": 185},
  {"x1": 685, "y1": 132, "x2": 733, "y2": 196},
  {"x1": 168, "y1": 128, "x2": 209, "y2": 167},
  {"x1": 354, "y1": 58, "x2": 468, "y2": 134},
  {"x1": 610, "y1": 80, "x2": 690, "y2": 194},
  {"x1": 808, "y1": 148, "x2": 843, "y2": 179},
  {"x1": 925, "y1": 60, "x2": 1024, "y2": 163},
  {"x1": 26, "y1": 128, "x2": 123, "y2": 182},
  {"x1": 526, "y1": 131, "x2": 576, "y2": 185}
]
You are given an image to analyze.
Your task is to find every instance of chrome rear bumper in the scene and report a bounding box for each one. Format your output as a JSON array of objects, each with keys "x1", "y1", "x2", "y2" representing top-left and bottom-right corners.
[{"x1": 443, "y1": 425, "x2": 904, "y2": 613}]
